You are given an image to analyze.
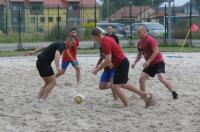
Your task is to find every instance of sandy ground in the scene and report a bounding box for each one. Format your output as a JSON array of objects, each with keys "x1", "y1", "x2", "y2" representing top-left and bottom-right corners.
[{"x1": 0, "y1": 52, "x2": 200, "y2": 132}]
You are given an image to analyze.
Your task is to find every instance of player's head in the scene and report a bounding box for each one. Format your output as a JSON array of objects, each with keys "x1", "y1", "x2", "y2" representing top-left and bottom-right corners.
[
  {"x1": 70, "y1": 28, "x2": 77, "y2": 37},
  {"x1": 137, "y1": 26, "x2": 148, "y2": 39},
  {"x1": 65, "y1": 36, "x2": 75, "y2": 48},
  {"x1": 91, "y1": 28, "x2": 102, "y2": 42},
  {"x1": 107, "y1": 26, "x2": 113, "y2": 35}
]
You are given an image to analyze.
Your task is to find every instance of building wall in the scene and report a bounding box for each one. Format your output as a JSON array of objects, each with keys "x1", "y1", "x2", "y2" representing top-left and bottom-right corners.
[
  {"x1": 43, "y1": 7, "x2": 67, "y2": 31},
  {"x1": 81, "y1": 7, "x2": 100, "y2": 23},
  {"x1": 10, "y1": 2, "x2": 26, "y2": 32}
]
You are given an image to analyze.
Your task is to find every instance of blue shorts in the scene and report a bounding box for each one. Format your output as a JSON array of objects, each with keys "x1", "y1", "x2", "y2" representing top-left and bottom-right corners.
[
  {"x1": 100, "y1": 69, "x2": 116, "y2": 83},
  {"x1": 62, "y1": 60, "x2": 79, "y2": 69}
]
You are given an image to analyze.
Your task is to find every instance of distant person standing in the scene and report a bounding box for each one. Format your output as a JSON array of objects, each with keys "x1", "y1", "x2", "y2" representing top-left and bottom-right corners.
[
  {"x1": 131, "y1": 26, "x2": 178, "y2": 99},
  {"x1": 105, "y1": 26, "x2": 119, "y2": 44}
]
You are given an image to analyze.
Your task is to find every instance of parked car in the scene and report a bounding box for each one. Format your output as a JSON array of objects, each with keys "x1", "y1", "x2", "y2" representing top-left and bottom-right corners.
[
  {"x1": 128, "y1": 22, "x2": 165, "y2": 38},
  {"x1": 96, "y1": 26, "x2": 124, "y2": 40},
  {"x1": 96, "y1": 22, "x2": 128, "y2": 36}
]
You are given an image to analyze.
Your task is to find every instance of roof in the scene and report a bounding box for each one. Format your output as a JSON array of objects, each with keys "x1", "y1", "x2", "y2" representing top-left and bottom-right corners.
[
  {"x1": 27, "y1": 0, "x2": 44, "y2": 2},
  {"x1": 150, "y1": 10, "x2": 189, "y2": 18},
  {"x1": 44, "y1": 0, "x2": 67, "y2": 8},
  {"x1": 0, "y1": 0, "x2": 6, "y2": 5},
  {"x1": 9, "y1": 0, "x2": 24, "y2": 2},
  {"x1": 81, "y1": 0, "x2": 100, "y2": 8},
  {"x1": 110, "y1": 6, "x2": 151, "y2": 20},
  {"x1": 159, "y1": 0, "x2": 190, "y2": 8},
  {"x1": 67, "y1": 0, "x2": 80, "y2": 2}
]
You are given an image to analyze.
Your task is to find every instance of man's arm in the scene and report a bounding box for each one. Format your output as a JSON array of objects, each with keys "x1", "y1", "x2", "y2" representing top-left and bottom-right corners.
[
  {"x1": 132, "y1": 52, "x2": 142, "y2": 69},
  {"x1": 93, "y1": 54, "x2": 111, "y2": 74},
  {"x1": 144, "y1": 46, "x2": 159, "y2": 68},
  {"x1": 55, "y1": 50, "x2": 61, "y2": 69},
  {"x1": 65, "y1": 49, "x2": 75, "y2": 61},
  {"x1": 96, "y1": 56, "x2": 104, "y2": 67},
  {"x1": 25, "y1": 45, "x2": 47, "y2": 55}
]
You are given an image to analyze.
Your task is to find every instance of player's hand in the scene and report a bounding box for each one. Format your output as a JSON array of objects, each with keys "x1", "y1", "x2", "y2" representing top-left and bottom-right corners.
[
  {"x1": 92, "y1": 69, "x2": 98, "y2": 75},
  {"x1": 143, "y1": 61, "x2": 150, "y2": 68},
  {"x1": 71, "y1": 60, "x2": 77, "y2": 66},
  {"x1": 95, "y1": 65, "x2": 100, "y2": 69},
  {"x1": 24, "y1": 51, "x2": 34, "y2": 56},
  {"x1": 56, "y1": 68, "x2": 62, "y2": 73},
  {"x1": 108, "y1": 63, "x2": 114, "y2": 69},
  {"x1": 131, "y1": 63, "x2": 136, "y2": 69}
]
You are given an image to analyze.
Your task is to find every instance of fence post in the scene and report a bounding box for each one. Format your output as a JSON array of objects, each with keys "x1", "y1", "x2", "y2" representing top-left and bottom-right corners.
[
  {"x1": 18, "y1": 5, "x2": 23, "y2": 50},
  {"x1": 57, "y1": 5, "x2": 60, "y2": 40},
  {"x1": 189, "y1": 0, "x2": 193, "y2": 47}
]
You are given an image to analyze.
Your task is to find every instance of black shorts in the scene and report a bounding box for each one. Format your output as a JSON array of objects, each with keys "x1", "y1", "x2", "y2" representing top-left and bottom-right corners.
[
  {"x1": 113, "y1": 58, "x2": 129, "y2": 84},
  {"x1": 36, "y1": 58, "x2": 54, "y2": 77},
  {"x1": 143, "y1": 61, "x2": 165, "y2": 77}
]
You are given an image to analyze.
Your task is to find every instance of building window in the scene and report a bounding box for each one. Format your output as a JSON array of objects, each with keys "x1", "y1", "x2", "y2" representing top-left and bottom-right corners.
[
  {"x1": 68, "y1": 6, "x2": 73, "y2": 11},
  {"x1": 30, "y1": 5, "x2": 43, "y2": 15},
  {"x1": 48, "y1": 17, "x2": 53, "y2": 22},
  {"x1": 57, "y1": 17, "x2": 61, "y2": 22},
  {"x1": 12, "y1": 17, "x2": 18, "y2": 23},
  {"x1": 40, "y1": 17, "x2": 45, "y2": 23},
  {"x1": 12, "y1": 6, "x2": 18, "y2": 11},
  {"x1": 30, "y1": 17, "x2": 35, "y2": 23}
]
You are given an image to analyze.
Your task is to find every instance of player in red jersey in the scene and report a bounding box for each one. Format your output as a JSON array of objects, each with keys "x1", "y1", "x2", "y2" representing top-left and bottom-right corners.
[
  {"x1": 56, "y1": 28, "x2": 80, "y2": 83},
  {"x1": 132, "y1": 26, "x2": 178, "y2": 99}
]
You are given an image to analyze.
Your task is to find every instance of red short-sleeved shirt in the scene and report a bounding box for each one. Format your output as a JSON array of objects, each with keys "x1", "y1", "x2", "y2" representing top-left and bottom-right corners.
[
  {"x1": 137, "y1": 35, "x2": 164, "y2": 66},
  {"x1": 101, "y1": 36, "x2": 125, "y2": 67},
  {"x1": 62, "y1": 37, "x2": 79, "y2": 61}
]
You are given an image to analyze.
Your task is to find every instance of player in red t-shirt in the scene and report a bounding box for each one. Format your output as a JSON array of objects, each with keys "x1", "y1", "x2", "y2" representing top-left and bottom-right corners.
[
  {"x1": 91, "y1": 28, "x2": 153, "y2": 107},
  {"x1": 56, "y1": 28, "x2": 80, "y2": 83},
  {"x1": 132, "y1": 26, "x2": 178, "y2": 99}
]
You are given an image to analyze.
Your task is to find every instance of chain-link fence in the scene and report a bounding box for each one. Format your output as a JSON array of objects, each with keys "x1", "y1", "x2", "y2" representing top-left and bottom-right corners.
[{"x1": 0, "y1": 1, "x2": 200, "y2": 46}]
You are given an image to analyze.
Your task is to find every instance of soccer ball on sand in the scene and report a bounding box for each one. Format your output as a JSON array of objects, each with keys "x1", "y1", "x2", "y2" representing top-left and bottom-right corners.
[{"x1": 74, "y1": 95, "x2": 85, "y2": 104}]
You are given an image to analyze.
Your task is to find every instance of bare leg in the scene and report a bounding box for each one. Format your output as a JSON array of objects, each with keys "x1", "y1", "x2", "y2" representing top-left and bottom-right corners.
[
  {"x1": 74, "y1": 66, "x2": 80, "y2": 83},
  {"x1": 41, "y1": 75, "x2": 57, "y2": 100},
  {"x1": 99, "y1": 82, "x2": 110, "y2": 90},
  {"x1": 109, "y1": 78, "x2": 119, "y2": 101},
  {"x1": 139, "y1": 72, "x2": 150, "y2": 92},
  {"x1": 113, "y1": 84, "x2": 128, "y2": 106},
  {"x1": 121, "y1": 83, "x2": 147, "y2": 98},
  {"x1": 38, "y1": 78, "x2": 48, "y2": 99},
  {"x1": 120, "y1": 83, "x2": 153, "y2": 107},
  {"x1": 55, "y1": 69, "x2": 65, "y2": 78},
  {"x1": 157, "y1": 73, "x2": 175, "y2": 92}
]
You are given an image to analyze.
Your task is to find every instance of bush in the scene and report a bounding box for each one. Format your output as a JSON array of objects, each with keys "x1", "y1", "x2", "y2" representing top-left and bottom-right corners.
[{"x1": 82, "y1": 22, "x2": 95, "y2": 40}]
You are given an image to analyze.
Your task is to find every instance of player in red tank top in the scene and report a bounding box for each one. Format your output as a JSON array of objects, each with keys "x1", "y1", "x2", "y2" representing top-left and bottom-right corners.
[
  {"x1": 132, "y1": 26, "x2": 178, "y2": 100},
  {"x1": 56, "y1": 28, "x2": 81, "y2": 83}
]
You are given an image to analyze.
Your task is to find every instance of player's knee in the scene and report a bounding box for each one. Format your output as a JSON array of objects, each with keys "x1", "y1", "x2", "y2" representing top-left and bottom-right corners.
[
  {"x1": 52, "y1": 80, "x2": 57, "y2": 85},
  {"x1": 99, "y1": 83, "x2": 106, "y2": 90},
  {"x1": 158, "y1": 75, "x2": 165, "y2": 82},
  {"x1": 75, "y1": 67, "x2": 80, "y2": 72},
  {"x1": 139, "y1": 76, "x2": 146, "y2": 83}
]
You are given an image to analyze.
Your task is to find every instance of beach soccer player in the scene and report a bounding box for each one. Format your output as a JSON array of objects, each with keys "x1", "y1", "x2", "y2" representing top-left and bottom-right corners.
[
  {"x1": 131, "y1": 26, "x2": 178, "y2": 99},
  {"x1": 25, "y1": 37, "x2": 74, "y2": 100},
  {"x1": 56, "y1": 28, "x2": 80, "y2": 83},
  {"x1": 91, "y1": 28, "x2": 153, "y2": 107},
  {"x1": 96, "y1": 26, "x2": 120, "y2": 100}
]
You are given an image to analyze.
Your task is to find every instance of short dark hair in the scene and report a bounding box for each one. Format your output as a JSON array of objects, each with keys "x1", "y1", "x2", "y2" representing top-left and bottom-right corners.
[
  {"x1": 70, "y1": 28, "x2": 77, "y2": 32},
  {"x1": 91, "y1": 28, "x2": 102, "y2": 36}
]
